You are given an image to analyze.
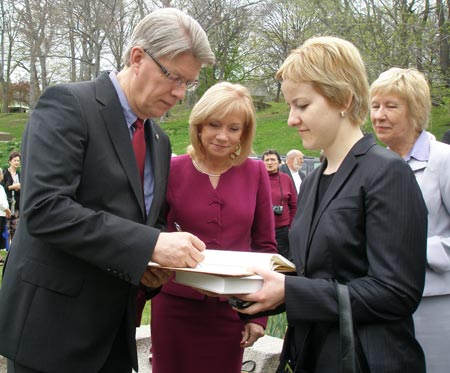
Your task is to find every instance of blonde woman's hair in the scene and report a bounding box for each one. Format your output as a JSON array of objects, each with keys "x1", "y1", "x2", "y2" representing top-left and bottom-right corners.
[
  {"x1": 188, "y1": 82, "x2": 256, "y2": 165},
  {"x1": 276, "y1": 36, "x2": 369, "y2": 126},
  {"x1": 370, "y1": 67, "x2": 431, "y2": 131}
]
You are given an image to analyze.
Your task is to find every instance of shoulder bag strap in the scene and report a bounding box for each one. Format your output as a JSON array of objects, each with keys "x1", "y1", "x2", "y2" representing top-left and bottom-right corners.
[{"x1": 335, "y1": 282, "x2": 370, "y2": 373}]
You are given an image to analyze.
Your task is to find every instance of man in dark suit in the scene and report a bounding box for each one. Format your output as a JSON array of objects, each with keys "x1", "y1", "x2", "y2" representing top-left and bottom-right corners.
[
  {"x1": 0, "y1": 8, "x2": 215, "y2": 373},
  {"x1": 280, "y1": 149, "x2": 305, "y2": 193}
]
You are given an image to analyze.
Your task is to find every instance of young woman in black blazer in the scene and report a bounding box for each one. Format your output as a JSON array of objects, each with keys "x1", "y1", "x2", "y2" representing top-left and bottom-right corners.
[{"x1": 236, "y1": 36, "x2": 427, "y2": 372}]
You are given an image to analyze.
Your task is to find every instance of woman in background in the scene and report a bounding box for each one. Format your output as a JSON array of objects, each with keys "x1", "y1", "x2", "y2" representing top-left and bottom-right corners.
[
  {"x1": 370, "y1": 67, "x2": 450, "y2": 373},
  {"x1": 3, "y1": 151, "x2": 20, "y2": 240},
  {"x1": 151, "y1": 82, "x2": 277, "y2": 373},
  {"x1": 0, "y1": 170, "x2": 11, "y2": 254},
  {"x1": 262, "y1": 149, "x2": 297, "y2": 260}
]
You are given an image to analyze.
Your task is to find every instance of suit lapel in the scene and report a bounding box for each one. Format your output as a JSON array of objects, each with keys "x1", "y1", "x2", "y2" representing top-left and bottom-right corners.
[
  {"x1": 302, "y1": 134, "x2": 376, "y2": 268},
  {"x1": 94, "y1": 73, "x2": 146, "y2": 218},
  {"x1": 300, "y1": 158, "x2": 357, "y2": 269},
  {"x1": 297, "y1": 166, "x2": 322, "y2": 267},
  {"x1": 146, "y1": 120, "x2": 164, "y2": 223},
  {"x1": 309, "y1": 157, "x2": 357, "y2": 239}
]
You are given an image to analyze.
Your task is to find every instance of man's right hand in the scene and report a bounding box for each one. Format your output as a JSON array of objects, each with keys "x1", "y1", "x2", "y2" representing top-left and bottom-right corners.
[{"x1": 150, "y1": 232, "x2": 205, "y2": 268}]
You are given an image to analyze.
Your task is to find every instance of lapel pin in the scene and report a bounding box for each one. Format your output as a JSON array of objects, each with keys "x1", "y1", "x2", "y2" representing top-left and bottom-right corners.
[{"x1": 155, "y1": 133, "x2": 159, "y2": 140}]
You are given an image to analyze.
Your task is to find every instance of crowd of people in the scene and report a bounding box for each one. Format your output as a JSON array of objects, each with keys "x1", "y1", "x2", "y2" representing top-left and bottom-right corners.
[{"x1": 0, "y1": 6, "x2": 449, "y2": 373}]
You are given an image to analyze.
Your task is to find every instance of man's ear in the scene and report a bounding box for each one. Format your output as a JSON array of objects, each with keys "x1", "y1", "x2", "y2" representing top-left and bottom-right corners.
[{"x1": 129, "y1": 47, "x2": 146, "y2": 67}]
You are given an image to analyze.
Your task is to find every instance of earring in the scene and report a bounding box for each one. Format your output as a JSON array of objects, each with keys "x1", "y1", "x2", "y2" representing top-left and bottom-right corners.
[
  {"x1": 340, "y1": 111, "x2": 346, "y2": 118},
  {"x1": 235, "y1": 143, "x2": 241, "y2": 154},
  {"x1": 230, "y1": 143, "x2": 241, "y2": 160}
]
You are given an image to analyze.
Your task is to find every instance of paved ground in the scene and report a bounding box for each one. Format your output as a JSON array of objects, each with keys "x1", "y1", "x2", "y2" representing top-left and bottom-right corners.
[{"x1": 0, "y1": 355, "x2": 6, "y2": 373}]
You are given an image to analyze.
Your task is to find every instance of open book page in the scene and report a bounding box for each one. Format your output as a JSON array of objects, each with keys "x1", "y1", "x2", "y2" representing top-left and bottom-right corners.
[{"x1": 148, "y1": 249, "x2": 296, "y2": 277}]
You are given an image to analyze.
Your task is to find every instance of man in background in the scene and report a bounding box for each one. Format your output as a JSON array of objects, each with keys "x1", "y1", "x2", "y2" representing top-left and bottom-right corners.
[
  {"x1": 0, "y1": 8, "x2": 214, "y2": 373},
  {"x1": 280, "y1": 149, "x2": 305, "y2": 193}
]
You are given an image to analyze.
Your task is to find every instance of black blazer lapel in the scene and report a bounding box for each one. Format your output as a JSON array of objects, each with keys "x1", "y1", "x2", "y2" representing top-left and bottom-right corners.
[
  {"x1": 309, "y1": 157, "x2": 357, "y2": 237},
  {"x1": 146, "y1": 119, "x2": 171, "y2": 226},
  {"x1": 301, "y1": 154, "x2": 357, "y2": 270},
  {"x1": 302, "y1": 135, "x2": 377, "y2": 269},
  {"x1": 94, "y1": 73, "x2": 146, "y2": 219},
  {"x1": 296, "y1": 165, "x2": 322, "y2": 269},
  {"x1": 146, "y1": 121, "x2": 162, "y2": 224}
]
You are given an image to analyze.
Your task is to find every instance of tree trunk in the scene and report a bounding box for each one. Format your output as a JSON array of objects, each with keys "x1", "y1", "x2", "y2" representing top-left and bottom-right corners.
[{"x1": 437, "y1": 0, "x2": 449, "y2": 86}]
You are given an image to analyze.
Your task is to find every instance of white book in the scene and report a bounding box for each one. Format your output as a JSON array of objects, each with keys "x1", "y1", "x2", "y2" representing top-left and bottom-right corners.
[
  {"x1": 174, "y1": 271, "x2": 263, "y2": 295},
  {"x1": 148, "y1": 249, "x2": 296, "y2": 277},
  {"x1": 148, "y1": 249, "x2": 296, "y2": 294}
]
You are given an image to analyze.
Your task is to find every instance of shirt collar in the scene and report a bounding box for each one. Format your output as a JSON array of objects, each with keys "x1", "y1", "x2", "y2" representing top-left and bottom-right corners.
[
  {"x1": 108, "y1": 71, "x2": 139, "y2": 131},
  {"x1": 404, "y1": 130, "x2": 430, "y2": 162}
]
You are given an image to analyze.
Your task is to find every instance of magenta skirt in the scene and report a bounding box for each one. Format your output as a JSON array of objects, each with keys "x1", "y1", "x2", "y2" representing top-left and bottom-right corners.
[{"x1": 151, "y1": 292, "x2": 245, "y2": 373}]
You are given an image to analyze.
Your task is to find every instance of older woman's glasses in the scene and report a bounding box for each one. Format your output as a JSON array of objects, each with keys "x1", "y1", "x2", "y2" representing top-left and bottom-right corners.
[{"x1": 144, "y1": 50, "x2": 199, "y2": 91}]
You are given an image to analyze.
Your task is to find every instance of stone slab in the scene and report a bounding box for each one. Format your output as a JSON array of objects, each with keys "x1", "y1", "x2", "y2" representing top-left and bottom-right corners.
[{"x1": 243, "y1": 335, "x2": 283, "y2": 373}]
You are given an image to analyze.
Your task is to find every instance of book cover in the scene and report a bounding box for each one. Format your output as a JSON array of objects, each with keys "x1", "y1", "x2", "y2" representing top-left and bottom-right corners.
[{"x1": 174, "y1": 271, "x2": 264, "y2": 294}]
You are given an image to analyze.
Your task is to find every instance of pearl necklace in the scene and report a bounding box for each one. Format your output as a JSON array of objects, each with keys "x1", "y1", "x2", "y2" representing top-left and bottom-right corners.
[{"x1": 192, "y1": 159, "x2": 228, "y2": 177}]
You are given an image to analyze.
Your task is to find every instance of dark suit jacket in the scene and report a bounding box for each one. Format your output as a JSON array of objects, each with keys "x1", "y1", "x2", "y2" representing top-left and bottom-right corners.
[
  {"x1": 0, "y1": 72, "x2": 171, "y2": 372},
  {"x1": 281, "y1": 134, "x2": 427, "y2": 372}
]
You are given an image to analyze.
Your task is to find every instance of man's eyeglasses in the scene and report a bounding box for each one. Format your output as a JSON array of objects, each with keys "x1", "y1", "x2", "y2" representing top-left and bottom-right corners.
[{"x1": 144, "y1": 50, "x2": 199, "y2": 91}]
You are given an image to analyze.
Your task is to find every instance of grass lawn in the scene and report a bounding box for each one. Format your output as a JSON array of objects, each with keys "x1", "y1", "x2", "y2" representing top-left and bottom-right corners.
[{"x1": 2, "y1": 99, "x2": 448, "y2": 166}]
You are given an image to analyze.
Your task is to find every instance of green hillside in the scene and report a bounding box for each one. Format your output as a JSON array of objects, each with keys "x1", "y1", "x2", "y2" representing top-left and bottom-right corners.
[{"x1": 0, "y1": 100, "x2": 448, "y2": 167}]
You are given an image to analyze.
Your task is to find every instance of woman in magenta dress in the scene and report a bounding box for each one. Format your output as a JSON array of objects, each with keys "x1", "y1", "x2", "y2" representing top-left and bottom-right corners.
[{"x1": 151, "y1": 82, "x2": 277, "y2": 373}]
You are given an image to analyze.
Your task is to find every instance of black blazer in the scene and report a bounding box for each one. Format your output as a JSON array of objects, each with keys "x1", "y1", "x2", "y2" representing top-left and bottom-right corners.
[
  {"x1": 0, "y1": 72, "x2": 171, "y2": 372},
  {"x1": 281, "y1": 134, "x2": 427, "y2": 372}
]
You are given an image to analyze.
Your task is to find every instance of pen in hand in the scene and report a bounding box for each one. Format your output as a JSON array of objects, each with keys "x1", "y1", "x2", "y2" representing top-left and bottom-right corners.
[{"x1": 174, "y1": 222, "x2": 203, "y2": 268}]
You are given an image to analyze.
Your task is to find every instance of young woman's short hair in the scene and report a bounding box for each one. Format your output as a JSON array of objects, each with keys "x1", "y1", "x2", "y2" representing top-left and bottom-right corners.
[{"x1": 276, "y1": 36, "x2": 369, "y2": 126}]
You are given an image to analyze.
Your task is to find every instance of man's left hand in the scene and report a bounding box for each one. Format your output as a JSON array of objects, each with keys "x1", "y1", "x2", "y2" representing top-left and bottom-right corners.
[{"x1": 140, "y1": 267, "x2": 172, "y2": 288}]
